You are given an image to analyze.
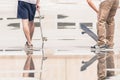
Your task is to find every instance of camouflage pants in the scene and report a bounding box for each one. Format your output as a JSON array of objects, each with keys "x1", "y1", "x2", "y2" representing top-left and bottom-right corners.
[
  {"x1": 97, "y1": 51, "x2": 114, "y2": 80},
  {"x1": 97, "y1": 0, "x2": 119, "y2": 47}
]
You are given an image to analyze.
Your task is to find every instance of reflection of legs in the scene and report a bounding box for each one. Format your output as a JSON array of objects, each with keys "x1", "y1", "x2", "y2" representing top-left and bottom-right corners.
[
  {"x1": 23, "y1": 54, "x2": 35, "y2": 77},
  {"x1": 97, "y1": 53, "x2": 106, "y2": 80},
  {"x1": 106, "y1": 51, "x2": 115, "y2": 77},
  {"x1": 97, "y1": 52, "x2": 115, "y2": 80},
  {"x1": 29, "y1": 58, "x2": 35, "y2": 77}
]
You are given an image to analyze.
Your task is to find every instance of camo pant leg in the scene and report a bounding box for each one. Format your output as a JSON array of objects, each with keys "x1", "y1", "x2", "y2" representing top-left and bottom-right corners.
[
  {"x1": 106, "y1": 51, "x2": 115, "y2": 77},
  {"x1": 97, "y1": 51, "x2": 115, "y2": 80},
  {"x1": 97, "y1": 53, "x2": 106, "y2": 80},
  {"x1": 97, "y1": 0, "x2": 119, "y2": 46},
  {"x1": 106, "y1": 0, "x2": 119, "y2": 47}
]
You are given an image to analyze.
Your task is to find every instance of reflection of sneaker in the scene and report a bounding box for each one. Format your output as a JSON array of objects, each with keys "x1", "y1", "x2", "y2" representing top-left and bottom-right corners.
[
  {"x1": 105, "y1": 45, "x2": 113, "y2": 49},
  {"x1": 25, "y1": 42, "x2": 33, "y2": 50},
  {"x1": 26, "y1": 49, "x2": 33, "y2": 55},
  {"x1": 98, "y1": 77, "x2": 106, "y2": 80},
  {"x1": 91, "y1": 44, "x2": 107, "y2": 49}
]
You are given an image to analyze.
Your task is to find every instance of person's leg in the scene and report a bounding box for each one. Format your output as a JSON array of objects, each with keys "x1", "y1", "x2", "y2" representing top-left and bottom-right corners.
[
  {"x1": 27, "y1": 3, "x2": 36, "y2": 45},
  {"x1": 29, "y1": 21, "x2": 35, "y2": 41},
  {"x1": 22, "y1": 19, "x2": 32, "y2": 46},
  {"x1": 97, "y1": 1, "x2": 113, "y2": 46},
  {"x1": 106, "y1": 0, "x2": 119, "y2": 48},
  {"x1": 17, "y1": 1, "x2": 33, "y2": 47}
]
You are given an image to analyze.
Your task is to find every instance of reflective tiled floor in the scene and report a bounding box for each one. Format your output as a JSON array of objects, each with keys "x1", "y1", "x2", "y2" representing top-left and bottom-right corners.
[{"x1": 0, "y1": 48, "x2": 120, "y2": 80}]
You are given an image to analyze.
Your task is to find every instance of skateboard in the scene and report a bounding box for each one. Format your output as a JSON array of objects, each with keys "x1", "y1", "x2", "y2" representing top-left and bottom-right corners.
[
  {"x1": 80, "y1": 24, "x2": 98, "y2": 42},
  {"x1": 81, "y1": 55, "x2": 97, "y2": 71},
  {"x1": 80, "y1": 24, "x2": 114, "y2": 52}
]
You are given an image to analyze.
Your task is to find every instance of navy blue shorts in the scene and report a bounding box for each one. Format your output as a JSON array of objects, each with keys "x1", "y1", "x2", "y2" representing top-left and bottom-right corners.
[{"x1": 17, "y1": 1, "x2": 36, "y2": 21}]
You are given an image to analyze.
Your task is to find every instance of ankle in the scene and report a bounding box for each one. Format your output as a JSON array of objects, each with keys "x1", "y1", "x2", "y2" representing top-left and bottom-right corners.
[{"x1": 26, "y1": 41, "x2": 32, "y2": 46}]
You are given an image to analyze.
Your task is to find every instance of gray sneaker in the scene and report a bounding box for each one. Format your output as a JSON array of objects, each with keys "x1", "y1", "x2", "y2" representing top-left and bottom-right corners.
[
  {"x1": 105, "y1": 45, "x2": 113, "y2": 49},
  {"x1": 25, "y1": 42, "x2": 33, "y2": 50},
  {"x1": 91, "y1": 44, "x2": 107, "y2": 49}
]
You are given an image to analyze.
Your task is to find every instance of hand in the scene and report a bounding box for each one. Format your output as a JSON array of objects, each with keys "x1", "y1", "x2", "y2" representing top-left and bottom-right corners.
[{"x1": 36, "y1": 3, "x2": 40, "y2": 13}]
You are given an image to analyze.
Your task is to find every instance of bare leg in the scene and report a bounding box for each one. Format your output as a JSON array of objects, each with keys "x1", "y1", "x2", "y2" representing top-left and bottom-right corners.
[
  {"x1": 22, "y1": 19, "x2": 32, "y2": 45},
  {"x1": 29, "y1": 21, "x2": 35, "y2": 41}
]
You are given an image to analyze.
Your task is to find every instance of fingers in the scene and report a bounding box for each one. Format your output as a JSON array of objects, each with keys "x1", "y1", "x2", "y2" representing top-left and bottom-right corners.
[{"x1": 36, "y1": 4, "x2": 40, "y2": 13}]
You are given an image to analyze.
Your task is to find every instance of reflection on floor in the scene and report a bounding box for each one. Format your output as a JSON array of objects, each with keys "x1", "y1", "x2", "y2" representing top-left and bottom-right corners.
[{"x1": 0, "y1": 48, "x2": 120, "y2": 80}]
